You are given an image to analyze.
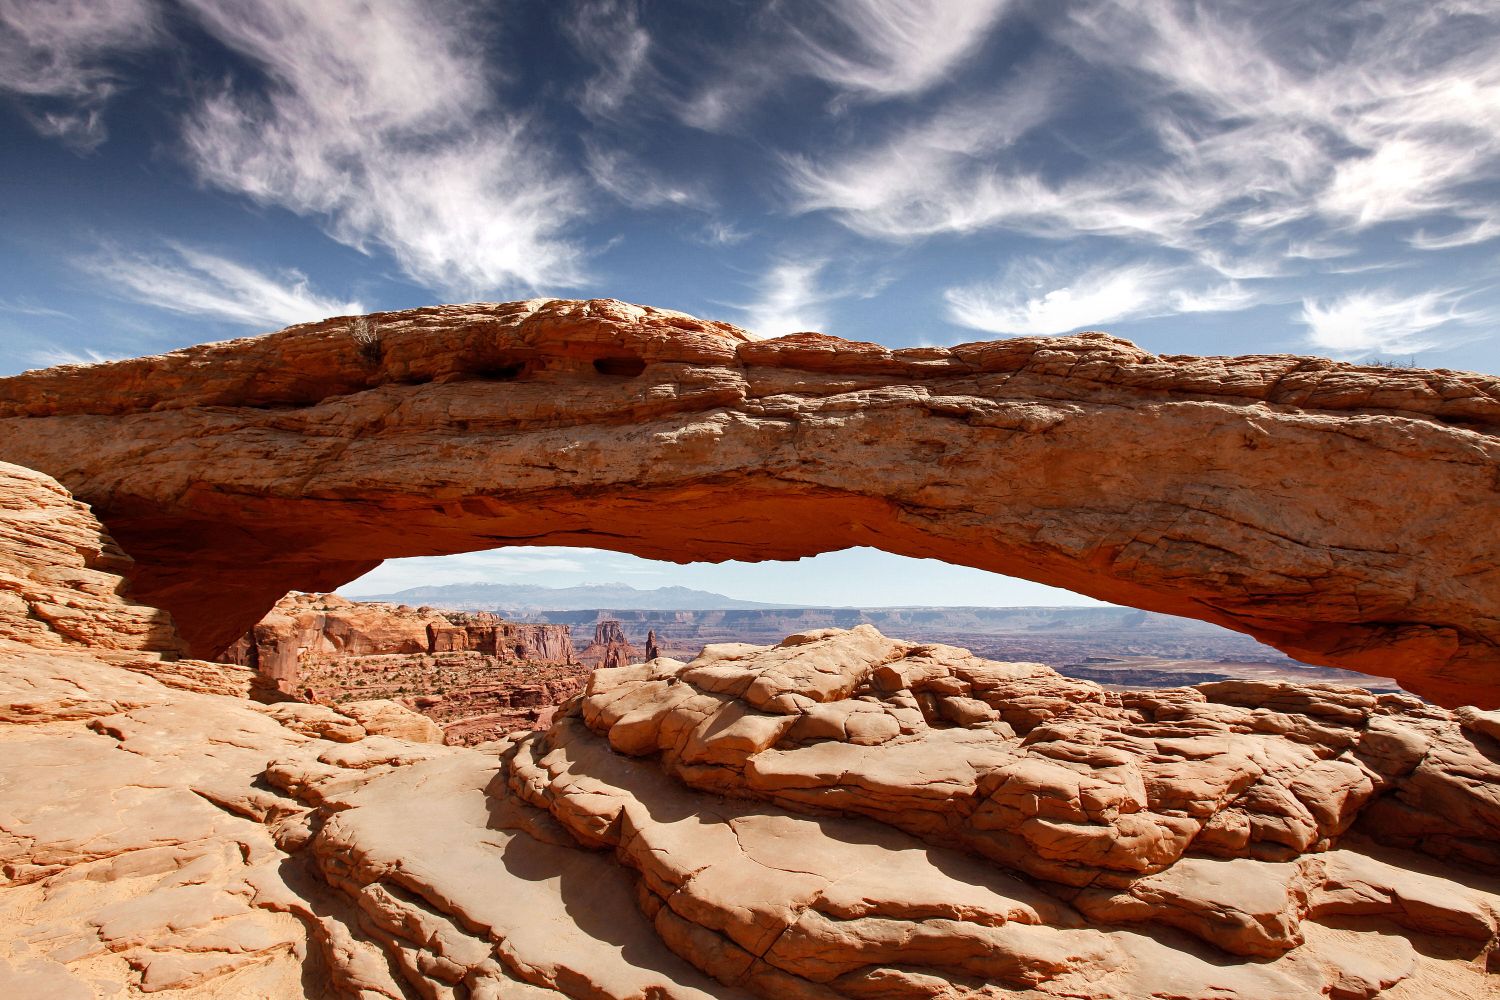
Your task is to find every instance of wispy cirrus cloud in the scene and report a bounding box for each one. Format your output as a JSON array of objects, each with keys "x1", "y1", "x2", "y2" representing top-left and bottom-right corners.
[
  {"x1": 84, "y1": 243, "x2": 361, "y2": 328},
  {"x1": 0, "y1": 298, "x2": 73, "y2": 320},
  {"x1": 28, "y1": 345, "x2": 123, "y2": 368},
  {"x1": 945, "y1": 259, "x2": 1265, "y2": 337},
  {"x1": 782, "y1": 61, "x2": 1062, "y2": 231},
  {"x1": 784, "y1": 0, "x2": 1500, "y2": 272},
  {"x1": 735, "y1": 259, "x2": 832, "y2": 339},
  {"x1": 0, "y1": 0, "x2": 160, "y2": 149},
  {"x1": 177, "y1": 0, "x2": 585, "y2": 297},
  {"x1": 1410, "y1": 216, "x2": 1500, "y2": 252},
  {"x1": 567, "y1": 0, "x2": 1014, "y2": 134},
  {"x1": 582, "y1": 141, "x2": 709, "y2": 211},
  {"x1": 564, "y1": 0, "x2": 652, "y2": 119},
  {"x1": 1299, "y1": 288, "x2": 1493, "y2": 358},
  {"x1": 786, "y1": 0, "x2": 1012, "y2": 99}
]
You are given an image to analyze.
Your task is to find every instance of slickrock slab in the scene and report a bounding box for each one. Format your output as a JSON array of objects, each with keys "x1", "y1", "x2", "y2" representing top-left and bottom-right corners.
[
  {"x1": 0, "y1": 300, "x2": 1496, "y2": 704},
  {"x1": 556, "y1": 626, "x2": 1500, "y2": 995},
  {"x1": 2, "y1": 462, "x2": 1499, "y2": 998},
  {"x1": 0, "y1": 463, "x2": 757, "y2": 997}
]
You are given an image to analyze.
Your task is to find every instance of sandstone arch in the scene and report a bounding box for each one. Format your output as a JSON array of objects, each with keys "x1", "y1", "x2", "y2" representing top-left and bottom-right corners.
[{"x1": 0, "y1": 298, "x2": 1496, "y2": 706}]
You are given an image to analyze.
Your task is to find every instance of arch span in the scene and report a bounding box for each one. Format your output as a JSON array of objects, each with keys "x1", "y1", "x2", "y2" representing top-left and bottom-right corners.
[{"x1": 0, "y1": 298, "x2": 1497, "y2": 706}]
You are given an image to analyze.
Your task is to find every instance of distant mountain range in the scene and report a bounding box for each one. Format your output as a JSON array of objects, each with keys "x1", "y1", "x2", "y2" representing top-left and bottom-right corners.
[
  {"x1": 341, "y1": 580, "x2": 1308, "y2": 674},
  {"x1": 338, "y1": 582, "x2": 1377, "y2": 689},
  {"x1": 347, "y1": 581, "x2": 796, "y2": 611}
]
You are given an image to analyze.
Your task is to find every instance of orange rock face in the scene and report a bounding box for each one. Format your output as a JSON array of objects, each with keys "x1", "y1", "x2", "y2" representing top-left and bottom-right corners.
[
  {"x1": 227, "y1": 591, "x2": 575, "y2": 691},
  {"x1": 227, "y1": 592, "x2": 583, "y2": 742},
  {"x1": 0, "y1": 298, "x2": 1496, "y2": 705}
]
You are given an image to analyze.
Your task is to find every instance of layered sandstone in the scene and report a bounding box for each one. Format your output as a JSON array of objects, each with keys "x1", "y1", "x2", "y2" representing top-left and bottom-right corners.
[
  {"x1": 227, "y1": 592, "x2": 582, "y2": 742},
  {"x1": 0, "y1": 463, "x2": 439, "y2": 996},
  {"x1": 0, "y1": 299, "x2": 1495, "y2": 704},
  {"x1": 578, "y1": 617, "x2": 643, "y2": 669},
  {"x1": 2, "y1": 462, "x2": 1499, "y2": 997}
]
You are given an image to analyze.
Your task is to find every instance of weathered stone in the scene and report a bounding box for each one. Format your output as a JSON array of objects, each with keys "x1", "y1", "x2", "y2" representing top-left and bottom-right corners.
[
  {"x1": 4, "y1": 462, "x2": 1500, "y2": 998},
  {"x1": 1, "y1": 300, "x2": 1496, "y2": 704}
]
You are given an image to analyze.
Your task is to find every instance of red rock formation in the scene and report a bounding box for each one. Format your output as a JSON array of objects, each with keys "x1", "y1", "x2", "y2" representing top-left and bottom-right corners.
[
  {"x1": 578, "y1": 617, "x2": 643, "y2": 670},
  {"x1": 225, "y1": 591, "x2": 436, "y2": 693},
  {"x1": 0, "y1": 298, "x2": 1496, "y2": 705},
  {"x1": 506, "y1": 626, "x2": 1500, "y2": 996},
  {"x1": 426, "y1": 610, "x2": 576, "y2": 661},
  {"x1": 228, "y1": 593, "x2": 574, "y2": 684},
  {"x1": 3, "y1": 461, "x2": 1500, "y2": 998},
  {"x1": 227, "y1": 592, "x2": 580, "y2": 741}
]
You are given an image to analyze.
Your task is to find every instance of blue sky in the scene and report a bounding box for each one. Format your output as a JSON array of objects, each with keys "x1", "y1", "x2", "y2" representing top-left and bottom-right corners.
[{"x1": 4, "y1": 0, "x2": 1498, "y2": 606}]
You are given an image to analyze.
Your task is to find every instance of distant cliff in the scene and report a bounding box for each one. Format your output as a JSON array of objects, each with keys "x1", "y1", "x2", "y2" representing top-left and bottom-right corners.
[
  {"x1": 226, "y1": 592, "x2": 576, "y2": 693},
  {"x1": 223, "y1": 593, "x2": 583, "y2": 743},
  {"x1": 523, "y1": 605, "x2": 1288, "y2": 664}
]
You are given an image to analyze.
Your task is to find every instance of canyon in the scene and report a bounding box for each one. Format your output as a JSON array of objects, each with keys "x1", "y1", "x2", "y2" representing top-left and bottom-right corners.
[
  {"x1": 225, "y1": 593, "x2": 585, "y2": 743},
  {"x1": 0, "y1": 298, "x2": 1495, "y2": 705},
  {"x1": 0, "y1": 298, "x2": 1498, "y2": 998},
  {"x1": 527, "y1": 606, "x2": 1404, "y2": 690},
  {"x1": 222, "y1": 597, "x2": 1401, "y2": 750}
]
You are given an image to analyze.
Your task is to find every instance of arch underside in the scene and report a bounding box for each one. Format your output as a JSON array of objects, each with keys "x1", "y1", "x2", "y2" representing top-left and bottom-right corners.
[{"x1": 0, "y1": 299, "x2": 1495, "y2": 707}]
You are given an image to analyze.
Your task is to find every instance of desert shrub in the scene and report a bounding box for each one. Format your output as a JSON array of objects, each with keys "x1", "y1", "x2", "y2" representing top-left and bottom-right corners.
[{"x1": 350, "y1": 316, "x2": 383, "y2": 364}]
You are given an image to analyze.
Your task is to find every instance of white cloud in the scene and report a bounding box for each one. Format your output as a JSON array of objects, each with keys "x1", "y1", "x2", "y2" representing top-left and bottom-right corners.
[
  {"x1": 28, "y1": 346, "x2": 122, "y2": 368},
  {"x1": 945, "y1": 260, "x2": 1265, "y2": 336},
  {"x1": 565, "y1": 0, "x2": 652, "y2": 118},
  {"x1": 177, "y1": 0, "x2": 584, "y2": 297},
  {"x1": 781, "y1": 62, "x2": 1076, "y2": 237},
  {"x1": 787, "y1": 0, "x2": 1012, "y2": 98},
  {"x1": 0, "y1": 0, "x2": 159, "y2": 148},
  {"x1": 785, "y1": 0, "x2": 1500, "y2": 264},
  {"x1": 1287, "y1": 239, "x2": 1356, "y2": 261},
  {"x1": 0, "y1": 298, "x2": 73, "y2": 319},
  {"x1": 696, "y1": 221, "x2": 749, "y2": 246},
  {"x1": 1319, "y1": 139, "x2": 1482, "y2": 227},
  {"x1": 566, "y1": 0, "x2": 1013, "y2": 136},
  {"x1": 1410, "y1": 216, "x2": 1500, "y2": 251},
  {"x1": 85, "y1": 243, "x2": 361, "y2": 328},
  {"x1": 1299, "y1": 288, "x2": 1489, "y2": 357},
  {"x1": 583, "y1": 142, "x2": 708, "y2": 210},
  {"x1": 736, "y1": 260, "x2": 830, "y2": 339},
  {"x1": 1169, "y1": 281, "x2": 1259, "y2": 314},
  {"x1": 946, "y1": 261, "x2": 1171, "y2": 336}
]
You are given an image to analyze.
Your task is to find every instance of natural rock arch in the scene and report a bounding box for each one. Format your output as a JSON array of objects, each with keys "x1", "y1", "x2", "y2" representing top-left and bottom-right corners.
[{"x1": 1, "y1": 298, "x2": 1497, "y2": 706}]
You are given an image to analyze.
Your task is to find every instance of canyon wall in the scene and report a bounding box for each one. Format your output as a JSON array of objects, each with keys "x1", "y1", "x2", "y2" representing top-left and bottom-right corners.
[
  {"x1": 226, "y1": 593, "x2": 581, "y2": 742},
  {"x1": 227, "y1": 593, "x2": 575, "y2": 691},
  {"x1": 0, "y1": 298, "x2": 1496, "y2": 704},
  {"x1": 576, "y1": 617, "x2": 644, "y2": 669}
]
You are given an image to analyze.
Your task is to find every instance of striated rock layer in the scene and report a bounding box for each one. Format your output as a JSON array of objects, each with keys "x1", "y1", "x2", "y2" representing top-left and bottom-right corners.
[
  {"x1": 0, "y1": 299, "x2": 1496, "y2": 704},
  {"x1": 2, "y1": 461, "x2": 1499, "y2": 998},
  {"x1": 226, "y1": 592, "x2": 583, "y2": 743},
  {"x1": 229, "y1": 593, "x2": 585, "y2": 743},
  {"x1": 577, "y1": 618, "x2": 643, "y2": 670}
]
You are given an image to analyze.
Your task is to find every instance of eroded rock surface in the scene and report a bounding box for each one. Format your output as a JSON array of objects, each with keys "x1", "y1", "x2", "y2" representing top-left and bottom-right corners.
[
  {"x1": 578, "y1": 618, "x2": 643, "y2": 670},
  {"x1": 0, "y1": 299, "x2": 1496, "y2": 704},
  {"x1": 226, "y1": 592, "x2": 583, "y2": 741},
  {"x1": 3, "y1": 463, "x2": 1498, "y2": 998}
]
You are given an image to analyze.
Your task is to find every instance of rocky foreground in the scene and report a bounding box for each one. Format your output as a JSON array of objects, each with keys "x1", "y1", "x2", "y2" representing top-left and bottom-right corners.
[{"x1": 3, "y1": 461, "x2": 1500, "y2": 998}]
